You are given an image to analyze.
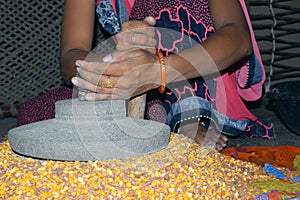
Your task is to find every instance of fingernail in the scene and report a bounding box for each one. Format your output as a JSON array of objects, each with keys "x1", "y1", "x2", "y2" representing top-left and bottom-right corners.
[
  {"x1": 103, "y1": 54, "x2": 112, "y2": 62},
  {"x1": 85, "y1": 94, "x2": 94, "y2": 101},
  {"x1": 71, "y1": 78, "x2": 78, "y2": 86},
  {"x1": 76, "y1": 67, "x2": 80, "y2": 73},
  {"x1": 144, "y1": 16, "x2": 156, "y2": 26},
  {"x1": 75, "y1": 60, "x2": 82, "y2": 67}
]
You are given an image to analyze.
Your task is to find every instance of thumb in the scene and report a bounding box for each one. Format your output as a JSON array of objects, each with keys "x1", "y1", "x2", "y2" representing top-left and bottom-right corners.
[{"x1": 143, "y1": 16, "x2": 156, "y2": 26}]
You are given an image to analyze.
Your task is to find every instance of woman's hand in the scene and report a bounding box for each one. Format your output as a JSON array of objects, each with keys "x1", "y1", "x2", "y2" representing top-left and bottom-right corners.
[
  {"x1": 116, "y1": 16, "x2": 156, "y2": 54},
  {"x1": 71, "y1": 17, "x2": 158, "y2": 100},
  {"x1": 71, "y1": 48, "x2": 161, "y2": 101}
]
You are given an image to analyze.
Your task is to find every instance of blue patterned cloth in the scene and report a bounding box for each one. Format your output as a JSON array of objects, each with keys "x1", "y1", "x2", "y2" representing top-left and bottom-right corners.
[{"x1": 96, "y1": 0, "x2": 128, "y2": 34}]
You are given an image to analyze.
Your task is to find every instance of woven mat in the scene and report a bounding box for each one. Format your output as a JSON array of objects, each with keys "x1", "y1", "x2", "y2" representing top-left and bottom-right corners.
[{"x1": 0, "y1": 0, "x2": 113, "y2": 118}]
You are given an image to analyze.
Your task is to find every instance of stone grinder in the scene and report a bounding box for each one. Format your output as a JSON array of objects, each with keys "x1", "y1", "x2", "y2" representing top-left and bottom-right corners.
[{"x1": 8, "y1": 96, "x2": 170, "y2": 161}]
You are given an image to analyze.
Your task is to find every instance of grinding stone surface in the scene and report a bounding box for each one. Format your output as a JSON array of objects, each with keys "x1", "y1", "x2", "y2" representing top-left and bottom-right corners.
[
  {"x1": 8, "y1": 99, "x2": 170, "y2": 161},
  {"x1": 55, "y1": 99, "x2": 126, "y2": 121}
]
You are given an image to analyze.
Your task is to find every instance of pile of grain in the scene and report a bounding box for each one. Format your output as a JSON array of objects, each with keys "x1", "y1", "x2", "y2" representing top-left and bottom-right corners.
[{"x1": 0, "y1": 134, "x2": 281, "y2": 199}]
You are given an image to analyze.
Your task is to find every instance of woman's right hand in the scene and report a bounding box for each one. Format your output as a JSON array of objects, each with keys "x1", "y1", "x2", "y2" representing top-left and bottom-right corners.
[{"x1": 72, "y1": 48, "x2": 161, "y2": 100}]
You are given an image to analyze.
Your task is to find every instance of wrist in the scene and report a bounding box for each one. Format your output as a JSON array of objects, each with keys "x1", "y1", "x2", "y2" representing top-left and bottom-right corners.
[
  {"x1": 60, "y1": 49, "x2": 89, "y2": 84},
  {"x1": 164, "y1": 53, "x2": 200, "y2": 83}
]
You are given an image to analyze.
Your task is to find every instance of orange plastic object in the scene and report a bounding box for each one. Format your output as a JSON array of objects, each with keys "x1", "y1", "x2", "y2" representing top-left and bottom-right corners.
[
  {"x1": 157, "y1": 51, "x2": 166, "y2": 93},
  {"x1": 220, "y1": 146, "x2": 300, "y2": 170}
]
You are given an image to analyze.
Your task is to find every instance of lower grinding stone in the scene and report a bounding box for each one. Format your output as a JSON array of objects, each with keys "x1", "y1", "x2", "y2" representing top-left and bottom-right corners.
[{"x1": 8, "y1": 99, "x2": 170, "y2": 161}]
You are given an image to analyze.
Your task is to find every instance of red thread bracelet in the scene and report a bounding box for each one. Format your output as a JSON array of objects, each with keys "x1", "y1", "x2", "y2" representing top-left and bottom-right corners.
[{"x1": 157, "y1": 51, "x2": 166, "y2": 93}]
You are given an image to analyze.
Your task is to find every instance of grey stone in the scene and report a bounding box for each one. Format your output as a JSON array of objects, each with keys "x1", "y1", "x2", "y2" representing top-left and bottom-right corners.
[
  {"x1": 55, "y1": 98, "x2": 127, "y2": 121},
  {"x1": 8, "y1": 99, "x2": 170, "y2": 161}
]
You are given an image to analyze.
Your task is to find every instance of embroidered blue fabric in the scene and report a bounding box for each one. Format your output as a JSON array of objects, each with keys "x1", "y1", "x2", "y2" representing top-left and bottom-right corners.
[
  {"x1": 242, "y1": 52, "x2": 264, "y2": 89},
  {"x1": 96, "y1": 0, "x2": 128, "y2": 35}
]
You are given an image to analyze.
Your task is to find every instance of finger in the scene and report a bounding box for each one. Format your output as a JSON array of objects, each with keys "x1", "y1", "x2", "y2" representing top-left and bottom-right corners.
[
  {"x1": 115, "y1": 42, "x2": 132, "y2": 51},
  {"x1": 72, "y1": 76, "x2": 121, "y2": 93},
  {"x1": 75, "y1": 60, "x2": 102, "y2": 70},
  {"x1": 116, "y1": 33, "x2": 156, "y2": 50},
  {"x1": 84, "y1": 92, "x2": 125, "y2": 101},
  {"x1": 76, "y1": 67, "x2": 101, "y2": 86},
  {"x1": 121, "y1": 21, "x2": 155, "y2": 37},
  {"x1": 131, "y1": 46, "x2": 156, "y2": 54},
  {"x1": 143, "y1": 16, "x2": 156, "y2": 26},
  {"x1": 77, "y1": 68, "x2": 122, "y2": 89},
  {"x1": 75, "y1": 60, "x2": 107, "y2": 75},
  {"x1": 116, "y1": 43, "x2": 156, "y2": 54},
  {"x1": 84, "y1": 52, "x2": 106, "y2": 62},
  {"x1": 72, "y1": 75, "x2": 130, "y2": 95},
  {"x1": 76, "y1": 57, "x2": 123, "y2": 76},
  {"x1": 71, "y1": 77, "x2": 103, "y2": 93},
  {"x1": 116, "y1": 27, "x2": 156, "y2": 43},
  {"x1": 84, "y1": 85, "x2": 144, "y2": 101},
  {"x1": 130, "y1": 32, "x2": 157, "y2": 46},
  {"x1": 79, "y1": 49, "x2": 147, "y2": 76}
]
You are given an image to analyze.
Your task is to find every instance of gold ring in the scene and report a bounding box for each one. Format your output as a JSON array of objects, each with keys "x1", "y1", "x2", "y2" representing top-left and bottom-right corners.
[{"x1": 102, "y1": 75, "x2": 114, "y2": 88}]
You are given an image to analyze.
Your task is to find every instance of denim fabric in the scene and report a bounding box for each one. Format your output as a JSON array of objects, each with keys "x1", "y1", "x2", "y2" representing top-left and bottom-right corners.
[{"x1": 166, "y1": 96, "x2": 250, "y2": 136}]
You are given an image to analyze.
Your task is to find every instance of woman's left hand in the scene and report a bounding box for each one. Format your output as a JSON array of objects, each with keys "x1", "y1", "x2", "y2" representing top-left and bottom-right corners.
[
  {"x1": 116, "y1": 17, "x2": 157, "y2": 54},
  {"x1": 71, "y1": 48, "x2": 161, "y2": 100}
]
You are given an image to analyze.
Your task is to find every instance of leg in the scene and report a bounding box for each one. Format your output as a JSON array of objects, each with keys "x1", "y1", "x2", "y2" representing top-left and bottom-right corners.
[{"x1": 179, "y1": 120, "x2": 228, "y2": 151}]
